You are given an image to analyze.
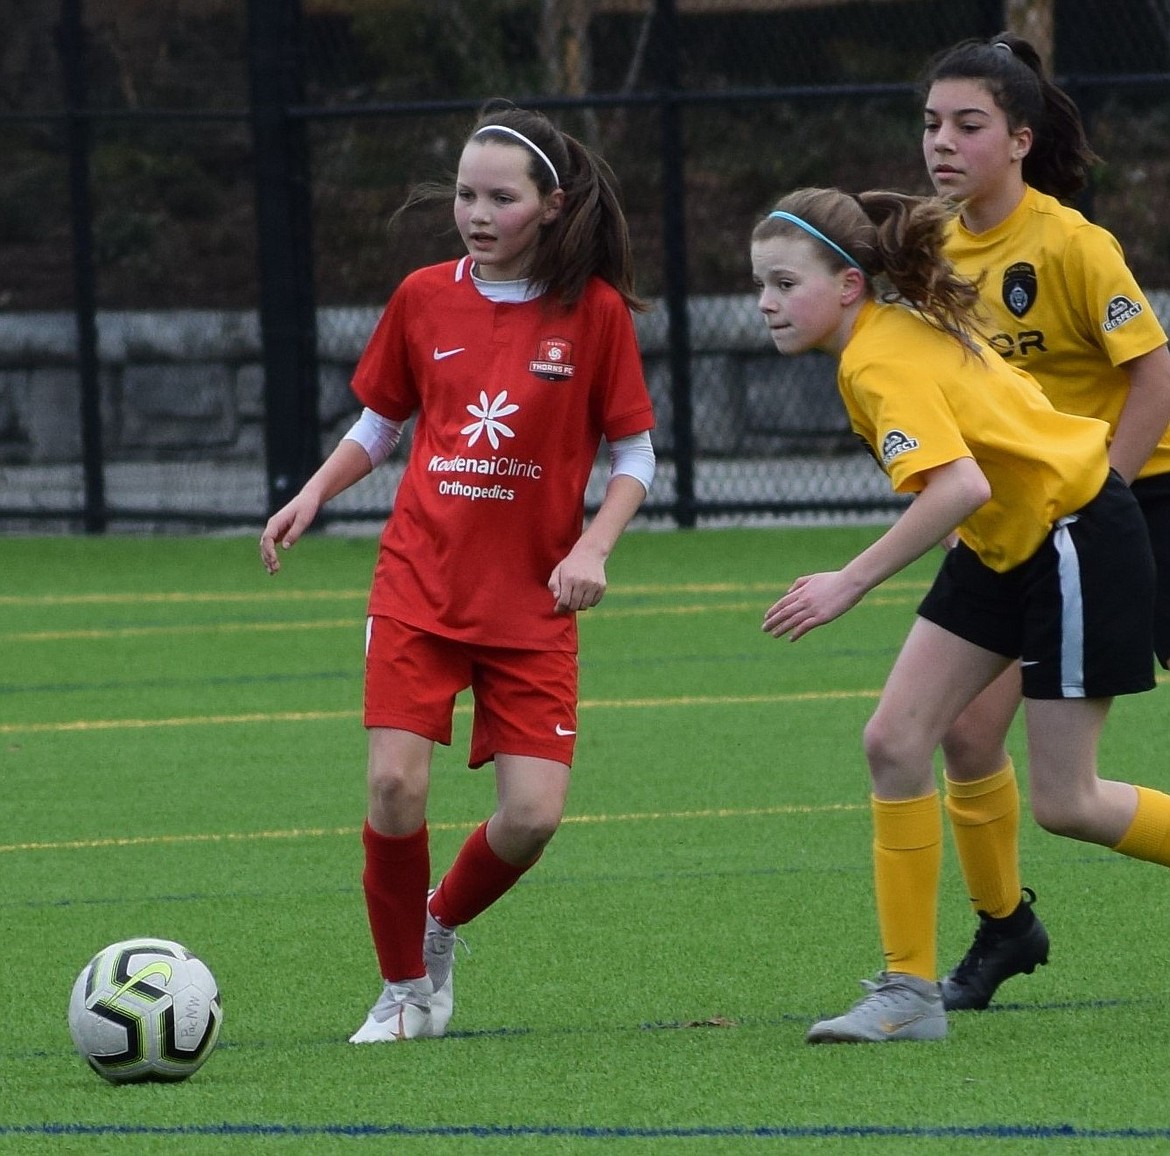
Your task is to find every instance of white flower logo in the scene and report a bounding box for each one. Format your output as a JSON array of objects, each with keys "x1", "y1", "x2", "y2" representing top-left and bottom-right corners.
[{"x1": 461, "y1": 390, "x2": 519, "y2": 449}]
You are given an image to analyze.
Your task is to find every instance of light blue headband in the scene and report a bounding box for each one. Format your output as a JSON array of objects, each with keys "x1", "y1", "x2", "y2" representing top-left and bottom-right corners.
[{"x1": 767, "y1": 210, "x2": 863, "y2": 271}]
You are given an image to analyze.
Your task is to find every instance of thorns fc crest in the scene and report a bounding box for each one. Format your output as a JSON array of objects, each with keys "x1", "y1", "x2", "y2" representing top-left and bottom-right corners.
[{"x1": 530, "y1": 337, "x2": 575, "y2": 380}]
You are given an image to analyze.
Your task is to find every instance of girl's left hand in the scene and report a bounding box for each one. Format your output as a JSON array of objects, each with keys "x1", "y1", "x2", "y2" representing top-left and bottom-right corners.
[
  {"x1": 762, "y1": 571, "x2": 861, "y2": 641},
  {"x1": 548, "y1": 545, "x2": 607, "y2": 614}
]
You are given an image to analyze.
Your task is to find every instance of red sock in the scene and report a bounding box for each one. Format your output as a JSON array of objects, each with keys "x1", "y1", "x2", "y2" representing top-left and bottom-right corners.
[
  {"x1": 361, "y1": 820, "x2": 429, "y2": 981},
  {"x1": 429, "y1": 822, "x2": 537, "y2": 928}
]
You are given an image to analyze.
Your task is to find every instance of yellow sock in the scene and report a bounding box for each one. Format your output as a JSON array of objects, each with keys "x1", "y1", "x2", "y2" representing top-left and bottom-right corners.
[
  {"x1": 1113, "y1": 785, "x2": 1170, "y2": 864},
  {"x1": 872, "y1": 792, "x2": 942, "y2": 982},
  {"x1": 944, "y1": 760, "x2": 1022, "y2": 920}
]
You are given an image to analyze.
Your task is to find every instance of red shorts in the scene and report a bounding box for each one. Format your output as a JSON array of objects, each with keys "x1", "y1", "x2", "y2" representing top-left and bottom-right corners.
[{"x1": 363, "y1": 615, "x2": 578, "y2": 768}]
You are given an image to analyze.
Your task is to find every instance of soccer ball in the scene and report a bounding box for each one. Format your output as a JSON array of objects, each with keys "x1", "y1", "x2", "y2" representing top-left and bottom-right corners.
[{"x1": 68, "y1": 937, "x2": 222, "y2": 1084}]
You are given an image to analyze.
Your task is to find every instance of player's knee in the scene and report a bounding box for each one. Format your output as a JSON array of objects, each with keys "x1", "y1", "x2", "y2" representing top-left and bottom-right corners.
[
  {"x1": 496, "y1": 801, "x2": 561, "y2": 857},
  {"x1": 367, "y1": 759, "x2": 427, "y2": 814},
  {"x1": 863, "y1": 713, "x2": 931, "y2": 787},
  {"x1": 940, "y1": 719, "x2": 1003, "y2": 778}
]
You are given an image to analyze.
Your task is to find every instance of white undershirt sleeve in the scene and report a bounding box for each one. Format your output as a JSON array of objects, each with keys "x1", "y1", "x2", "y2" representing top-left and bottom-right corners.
[
  {"x1": 341, "y1": 407, "x2": 404, "y2": 468},
  {"x1": 607, "y1": 430, "x2": 656, "y2": 495}
]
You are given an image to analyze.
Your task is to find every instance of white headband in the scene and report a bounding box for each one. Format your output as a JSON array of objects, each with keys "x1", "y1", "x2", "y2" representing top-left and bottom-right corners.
[{"x1": 474, "y1": 125, "x2": 560, "y2": 187}]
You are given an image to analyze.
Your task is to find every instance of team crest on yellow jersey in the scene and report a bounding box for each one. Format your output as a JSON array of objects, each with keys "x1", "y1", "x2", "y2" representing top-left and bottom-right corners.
[{"x1": 1002, "y1": 262, "x2": 1037, "y2": 318}]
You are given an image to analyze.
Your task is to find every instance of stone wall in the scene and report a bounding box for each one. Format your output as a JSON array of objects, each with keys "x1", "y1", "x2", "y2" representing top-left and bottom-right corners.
[
  {"x1": 0, "y1": 297, "x2": 848, "y2": 469},
  {"x1": 4, "y1": 292, "x2": 1168, "y2": 527},
  {"x1": 8, "y1": 291, "x2": 1170, "y2": 470}
]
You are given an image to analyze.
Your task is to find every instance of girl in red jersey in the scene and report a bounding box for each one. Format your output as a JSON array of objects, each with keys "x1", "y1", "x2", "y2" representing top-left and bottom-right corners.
[
  {"x1": 751, "y1": 186, "x2": 1170, "y2": 1044},
  {"x1": 260, "y1": 100, "x2": 655, "y2": 1042},
  {"x1": 921, "y1": 34, "x2": 1170, "y2": 1013}
]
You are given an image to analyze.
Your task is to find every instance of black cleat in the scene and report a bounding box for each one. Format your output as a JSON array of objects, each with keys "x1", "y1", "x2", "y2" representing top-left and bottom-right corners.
[{"x1": 941, "y1": 887, "x2": 1050, "y2": 1011}]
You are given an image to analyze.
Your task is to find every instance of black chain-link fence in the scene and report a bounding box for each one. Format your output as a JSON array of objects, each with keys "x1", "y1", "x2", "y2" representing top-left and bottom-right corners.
[{"x1": 3, "y1": 1, "x2": 1170, "y2": 530}]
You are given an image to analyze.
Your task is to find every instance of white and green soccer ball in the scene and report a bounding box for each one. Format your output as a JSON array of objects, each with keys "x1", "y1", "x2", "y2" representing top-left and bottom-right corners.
[{"x1": 68, "y1": 937, "x2": 222, "y2": 1084}]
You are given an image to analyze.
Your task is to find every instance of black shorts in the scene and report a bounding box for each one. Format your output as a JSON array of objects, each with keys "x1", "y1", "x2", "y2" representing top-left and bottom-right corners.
[
  {"x1": 1131, "y1": 471, "x2": 1170, "y2": 670},
  {"x1": 918, "y1": 471, "x2": 1156, "y2": 700}
]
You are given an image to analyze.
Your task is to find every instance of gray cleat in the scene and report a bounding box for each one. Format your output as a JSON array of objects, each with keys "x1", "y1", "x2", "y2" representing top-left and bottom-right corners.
[{"x1": 807, "y1": 972, "x2": 947, "y2": 1044}]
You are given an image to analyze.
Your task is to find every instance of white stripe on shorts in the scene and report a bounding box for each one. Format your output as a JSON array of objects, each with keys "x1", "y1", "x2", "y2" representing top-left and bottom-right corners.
[{"x1": 1053, "y1": 515, "x2": 1085, "y2": 697}]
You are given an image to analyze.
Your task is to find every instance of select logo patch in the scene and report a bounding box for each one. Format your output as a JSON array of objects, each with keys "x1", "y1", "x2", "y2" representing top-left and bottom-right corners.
[
  {"x1": 1002, "y1": 262, "x2": 1037, "y2": 318},
  {"x1": 530, "y1": 337, "x2": 575, "y2": 380},
  {"x1": 1102, "y1": 294, "x2": 1143, "y2": 332},
  {"x1": 880, "y1": 429, "x2": 919, "y2": 467}
]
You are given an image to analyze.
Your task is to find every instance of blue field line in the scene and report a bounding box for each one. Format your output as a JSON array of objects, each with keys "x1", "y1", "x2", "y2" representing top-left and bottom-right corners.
[
  {"x1": 0, "y1": 670, "x2": 358, "y2": 697},
  {"x1": 0, "y1": 641, "x2": 897, "y2": 698},
  {"x1": 2, "y1": 861, "x2": 871, "y2": 913},
  {"x1": 3, "y1": 886, "x2": 353, "y2": 912},
  {"x1": 0, "y1": 655, "x2": 775, "y2": 698},
  {"x1": 14, "y1": 849, "x2": 1142, "y2": 910},
  {"x1": 5, "y1": 1121, "x2": 1170, "y2": 1142}
]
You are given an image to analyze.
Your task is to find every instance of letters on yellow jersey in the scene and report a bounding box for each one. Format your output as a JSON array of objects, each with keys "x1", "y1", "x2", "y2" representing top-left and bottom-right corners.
[{"x1": 988, "y1": 330, "x2": 1047, "y2": 359}]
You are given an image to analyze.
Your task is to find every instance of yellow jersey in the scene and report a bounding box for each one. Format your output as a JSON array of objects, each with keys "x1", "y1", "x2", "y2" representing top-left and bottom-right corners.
[
  {"x1": 838, "y1": 299, "x2": 1109, "y2": 573},
  {"x1": 945, "y1": 186, "x2": 1170, "y2": 480}
]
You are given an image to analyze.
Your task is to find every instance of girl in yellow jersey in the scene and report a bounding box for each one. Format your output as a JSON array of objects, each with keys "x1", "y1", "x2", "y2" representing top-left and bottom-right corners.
[
  {"x1": 751, "y1": 185, "x2": 1170, "y2": 1044},
  {"x1": 921, "y1": 33, "x2": 1170, "y2": 1013}
]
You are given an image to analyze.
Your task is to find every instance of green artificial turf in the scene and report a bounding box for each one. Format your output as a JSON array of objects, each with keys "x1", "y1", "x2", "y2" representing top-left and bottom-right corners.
[{"x1": 2, "y1": 527, "x2": 1169, "y2": 1154}]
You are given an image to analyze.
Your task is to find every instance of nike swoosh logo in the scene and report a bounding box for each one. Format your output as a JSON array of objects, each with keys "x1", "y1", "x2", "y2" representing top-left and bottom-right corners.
[
  {"x1": 433, "y1": 347, "x2": 465, "y2": 361},
  {"x1": 1020, "y1": 660, "x2": 1040, "y2": 667},
  {"x1": 555, "y1": 724, "x2": 576, "y2": 736},
  {"x1": 879, "y1": 1014, "x2": 926, "y2": 1034}
]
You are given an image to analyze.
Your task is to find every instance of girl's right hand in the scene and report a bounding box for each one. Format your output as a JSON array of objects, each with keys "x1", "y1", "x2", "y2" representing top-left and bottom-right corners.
[
  {"x1": 259, "y1": 494, "x2": 320, "y2": 574},
  {"x1": 762, "y1": 570, "x2": 863, "y2": 641}
]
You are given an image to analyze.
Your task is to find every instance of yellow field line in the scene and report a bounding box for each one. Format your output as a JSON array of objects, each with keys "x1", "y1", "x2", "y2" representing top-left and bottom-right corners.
[
  {"x1": 0, "y1": 594, "x2": 923, "y2": 643},
  {"x1": 0, "y1": 580, "x2": 930, "y2": 608},
  {"x1": 0, "y1": 689, "x2": 880, "y2": 737},
  {"x1": 600, "y1": 594, "x2": 918, "y2": 618},
  {"x1": 12, "y1": 674, "x2": 1162, "y2": 736},
  {"x1": 0, "y1": 590, "x2": 369, "y2": 606},
  {"x1": 0, "y1": 801, "x2": 866, "y2": 855},
  {"x1": 0, "y1": 709, "x2": 361, "y2": 734},
  {"x1": 4, "y1": 619, "x2": 360, "y2": 642}
]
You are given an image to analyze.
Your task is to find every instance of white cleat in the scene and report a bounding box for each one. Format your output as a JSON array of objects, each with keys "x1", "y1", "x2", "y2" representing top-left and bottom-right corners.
[
  {"x1": 424, "y1": 891, "x2": 461, "y2": 1036},
  {"x1": 348, "y1": 976, "x2": 435, "y2": 1044}
]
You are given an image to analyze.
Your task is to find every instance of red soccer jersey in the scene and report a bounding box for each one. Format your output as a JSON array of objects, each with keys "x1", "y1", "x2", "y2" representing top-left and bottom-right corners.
[{"x1": 352, "y1": 257, "x2": 655, "y2": 650}]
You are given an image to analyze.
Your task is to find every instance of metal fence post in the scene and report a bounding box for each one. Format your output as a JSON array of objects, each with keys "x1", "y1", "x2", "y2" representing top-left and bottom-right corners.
[
  {"x1": 652, "y1": 0, "x2": 696, "y2": 529},
  {"x1": 56, "y1": 0, "x2": 106, "y2": 533},
  {"x1": 247, "y1": 0, "x2": 321, "y2": 517}
]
